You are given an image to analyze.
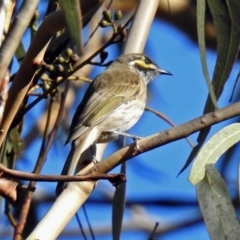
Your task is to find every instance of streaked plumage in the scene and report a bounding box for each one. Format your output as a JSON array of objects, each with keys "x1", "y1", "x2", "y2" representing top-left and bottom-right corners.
[{"x1": 56, "y1": 53, "x2": 171, "y2": 194}]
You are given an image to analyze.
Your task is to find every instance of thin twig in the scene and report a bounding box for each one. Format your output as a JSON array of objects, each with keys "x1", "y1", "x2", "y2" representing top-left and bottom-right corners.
[
  {"x1": 0, "y1": 163, "x2": 125, "y2": 183},
  {"x1": 14, "y1": 97, "x2": 54, "y2": 239},
  {"x1": 75, "y1": 212, "x2": 88, "y2": 240},
  {"x1": 145, "y1": 106, "x2": 194, "y2": 148},
  {"x1": 147, "y1": 222, "x2": 159, "y2": 240},
  {"x1": 14, "y1": 80, "x2": 72, "y2": 237},
  {"x1": 106, "y1": 0, "x2": 113, "y2": 10},
  {"x1": 83, "y1": 205, "x2": 95, "y2": 240},
  {"x1": 229, "y1": 70, "x2": 240, "y2": 102},
  {"x1": 5, "y1": 202, "x2": 17, "y2": 227},
  {"x1": 58, "y1": 75, "x2": 92, "y2": 83},
  {"x1": 84, "y1": 0, "x2": 114, "y2": 47},
  {"x1": 17, "y1": 14, "x2": 133, "y2": 119}
]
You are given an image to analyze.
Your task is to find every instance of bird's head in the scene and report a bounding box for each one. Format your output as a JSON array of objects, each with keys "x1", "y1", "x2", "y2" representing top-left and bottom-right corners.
[{"x1": 115, "y1": 53, "x2": 172, "y2": 84}]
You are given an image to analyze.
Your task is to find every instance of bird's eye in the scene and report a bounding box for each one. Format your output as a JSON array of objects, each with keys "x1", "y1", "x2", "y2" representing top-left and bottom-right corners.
[{"x1": 144, "y1": 58, "x2": 151, "y2": 64}]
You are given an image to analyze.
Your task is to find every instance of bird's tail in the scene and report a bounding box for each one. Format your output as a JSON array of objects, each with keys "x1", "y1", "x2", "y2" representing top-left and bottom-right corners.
[{"x1": 56, "y1": 128, "x2": 98, "y2": 195}]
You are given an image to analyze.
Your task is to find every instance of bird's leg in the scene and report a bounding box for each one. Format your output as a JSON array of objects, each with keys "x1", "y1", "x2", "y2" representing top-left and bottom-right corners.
[
  {"x1": 105, "y1": 130, "x2": 142, "y2": 140},
  {"x1": 90, "y1": 144, "x2": 99, "y2": 165},
  {"x1": 105, "y1": 130, "x2": 143, "y2": 152}
]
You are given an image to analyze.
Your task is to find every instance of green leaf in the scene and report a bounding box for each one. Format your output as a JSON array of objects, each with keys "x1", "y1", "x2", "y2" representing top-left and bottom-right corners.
[
  {"x1": 9, "y1": 128, "x2": 23, "y2": 156},
  {"x1": 181, "y1": 0, "x2": 240, "y2": 175},
  {"x1": 15, "y1": 41, "x2": 26, "y2": 64},
  {"x1": 197, "y1": 0, "x2": 218, "y2": 108},
  {"x1": 59, "y1": 0, "x2": 83, "y2": 55},
  {"x1": 223, "y1": 0, "x2": 240, "y2": 94},
  {"x1": 201, "y1": 0, "x2": 240, "y2": 111},
  {"x1": 189, "y1": 123, "x2": 240, "y2": 185},
  {"x1": 207, "y1": 0, "x2": 231, "y2": 100},
  {"x1": 197, "y1": 165, "x2": 240, "y2": 240}
]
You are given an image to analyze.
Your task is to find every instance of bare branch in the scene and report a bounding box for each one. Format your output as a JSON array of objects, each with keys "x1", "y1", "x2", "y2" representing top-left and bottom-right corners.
[
  {"x1": 90, "y1": 101, "x2": 240, "y2": 175},
  {"x1": 0, "y1": 163, "x2": 125, "y2": 184}
]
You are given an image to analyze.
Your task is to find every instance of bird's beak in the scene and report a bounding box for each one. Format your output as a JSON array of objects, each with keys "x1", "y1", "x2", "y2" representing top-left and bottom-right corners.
[{"x1": 158, "y1": 69, "x2": 172, "y2": 76}]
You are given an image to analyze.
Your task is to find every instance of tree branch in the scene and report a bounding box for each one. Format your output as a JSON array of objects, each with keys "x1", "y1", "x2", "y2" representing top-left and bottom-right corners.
[
  {"x1": 88, "y1": 101, "x2": 240, "y2": 175},
  {"x1": 0, "y1": 163, "x2": 125, "y2": 184}
]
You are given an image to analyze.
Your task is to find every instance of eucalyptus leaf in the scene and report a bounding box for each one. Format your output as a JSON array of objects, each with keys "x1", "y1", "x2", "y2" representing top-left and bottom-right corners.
[
  {"x1": 189, "y1": 123, "x2": 240, "y2": 185},
  {"x1": 223, "y1": 0, "x2": 240, "y2": 92},
  {"x1": 207, "y1": 0, "x2": 231, "y2": 99},
  {"x1": 9, "y1": 128, "x2": 23, "y2": 156},
  {"x1": 15, "y1": 41, "x2": 26, "y2": 64},
  {"x1": 184, "y1": 0, "x2": 240, "y2": 174},
  {"x1": 197, "y1": 0, "x2": 217, "y2": 108},
  {"x1": 59, "y1": 0, "x2": 83, "y2": 55},
  {"x1": 197, "y1": 165, "x2": 240, "y2": 240}
]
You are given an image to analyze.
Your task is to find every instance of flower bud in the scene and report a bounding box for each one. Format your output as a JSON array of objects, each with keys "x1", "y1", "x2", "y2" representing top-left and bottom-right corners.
[
  {"x1": 57, "y1": 56, "x2": 65, "y2": 63},
  {"x1": 43, "y1": 81, "x2": 51, "y2": 91},
  {"x1": 47, "y1": 64, "x2": 55, "y2": 72},
  {"x1": 99, "y1": 20, "x2": 111, "y2": 28},
  {"x1": 56, "y1": 64, "x2": 64, "y2": 73},
  {"x1": 41, "y1": 73, "x2": 49, "y2": 81},
  {"x1": 65, "y1": 48, "x2": 73, "y2": 57},
  {"x1": 102, "y1": 9, "x2": 112, "y2": 23},
  {"x1": 114, "y1": 10, "x2": 122, "y2": 21}
]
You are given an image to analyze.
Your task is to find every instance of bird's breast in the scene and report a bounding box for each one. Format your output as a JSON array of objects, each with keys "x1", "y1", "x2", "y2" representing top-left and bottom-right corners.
[{"x1": 99, "y1": 89, "x2": 147, "y2": 133}]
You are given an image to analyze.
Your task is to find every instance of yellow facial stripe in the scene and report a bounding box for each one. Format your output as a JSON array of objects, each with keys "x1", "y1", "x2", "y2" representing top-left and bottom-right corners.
[{"x1": 130, "y1": 59, "x2": 157, "y2": 70}]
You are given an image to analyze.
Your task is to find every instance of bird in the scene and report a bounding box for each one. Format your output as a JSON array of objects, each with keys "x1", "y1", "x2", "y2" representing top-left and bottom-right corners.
[{"x1": 56, "y1": 53, "x2": 172, "y2": 194}]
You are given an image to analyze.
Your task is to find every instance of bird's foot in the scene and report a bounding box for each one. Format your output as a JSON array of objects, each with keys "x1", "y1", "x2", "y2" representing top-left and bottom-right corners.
[
  {"x1": 105, "y1": 130, "x2": 142, "y2": 140},
  {"x1": 132, "y1": 136, "x2": 143, "y2": 153},
  {"x1": 90, "y1": 144, "x2": 99, "y2": 168},
  {"x1": 92, "y1": 156, "x2": 99, "y2": 165},
  {"x1": 105, "y1": 130, "x2": 143, "y2": 153}
]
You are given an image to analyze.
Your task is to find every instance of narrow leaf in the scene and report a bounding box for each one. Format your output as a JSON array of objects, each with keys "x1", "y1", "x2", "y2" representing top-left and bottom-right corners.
[
  {"x1": 9, "y1": 128, "x2": 23, "y2": 156},
  {"x1": 15, "y1": 41, "x2": 26, "y2": 64},
  {"x1": 185, "y1": 0, "x2": 240, "y2": 174},
  {"x1": 207, "y1": 0, "x2": 231, "y2": 100},
  {"x1": 197, "y1": 0, "x2": 218, "y2": 108},
  {"x1": 223, "y1": 0, "x2": 240, "y2": 96},
  {"x1": 59, "y1": 0, "x2": 82, "y2": 55},
  {"x1": 189, "y1": 123, "x2": 240, "y2": 185},
  {"x1": 197, "y1": 165, "x2": 240, "y2": 239}
]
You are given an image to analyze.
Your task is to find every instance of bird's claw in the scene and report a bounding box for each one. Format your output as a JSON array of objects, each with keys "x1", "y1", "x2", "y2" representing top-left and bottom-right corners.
[
  {"x1": 104, "y1": 130, "x2": 143, "y2": 153},
  {"x1": 132, "y1": 136, "x2": 143, "y2": 154}
]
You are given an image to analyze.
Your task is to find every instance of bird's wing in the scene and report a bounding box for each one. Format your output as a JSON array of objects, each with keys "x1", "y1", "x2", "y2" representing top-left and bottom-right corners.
[{"x1": 66, "y1": 68, "x2": 141, "y2": 143}]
